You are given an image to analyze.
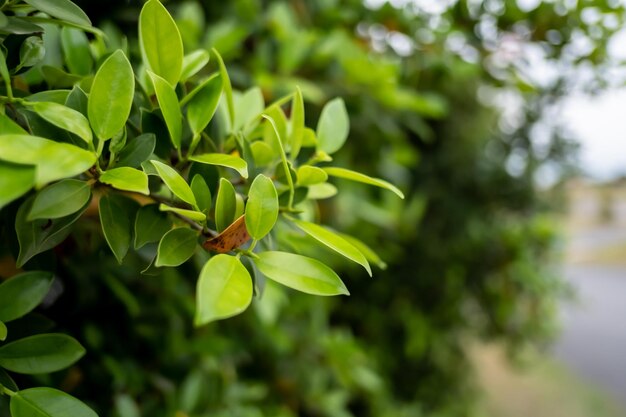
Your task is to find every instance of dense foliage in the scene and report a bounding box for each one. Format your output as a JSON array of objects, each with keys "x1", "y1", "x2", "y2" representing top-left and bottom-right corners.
[{"x1": 1, "y1": 0, "x2": 624, "y2": 416}]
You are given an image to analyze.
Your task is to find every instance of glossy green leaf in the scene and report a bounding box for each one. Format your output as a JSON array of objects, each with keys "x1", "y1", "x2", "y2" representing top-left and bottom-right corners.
[
  {"x1": 26, "y1": 101, "x2": 92, "y2": 144},
  {"x1": 134, "y1": 204, "x2": 172, "y2": 249},
  {"x1": 245, "y1": 175, "x2": 278, "y2": 240},
  {"x1": 16, "y1": 195, "x2": 89, "y2": 267},
  {"x1": 323, "y1": 167, "x2": 404, "y2": 199},
  {"x1": 297, "y1": 166, "x2": 328, "y2": 186},
  {"x1": 88, "y1": 50, "x2": 135, "y2": 141},
  {"x1": 233, "y1": 87, "x2": 264, "y2": 132},
  {"x1": 99, "y1": 194, "x2": 138, "y2": 263},
  {"x1": 0, "y1": 161, "x2": 35, "y2": 210},
  {"x1": 150, "y1": 160, "x2": 196, "y2": 206},
  {"x1": 0, "y1": 113, "x2": 27, "y2": 134},
  {"x1": 290, "y1": 87, "x2": 304, "y2": 159},
  {"x1": 340, "y1": 233, "x2": 387, "y2": 270},
  {"x1": 100, "y1": 167, "x2": 149, "y2": 195},
  {"x1": 195, "y1": 254, "x2": 252, "y2": 325},
  {"x1": 255, "y1": 251, "x2": 349, "y2": 296},
  {"x1": 148, "y1": 71, "x2": 182, "y2": 149},
  {"x1": 28, "y1": 179, "x2": 91, "y2": 220},
  {"x1": 190, "y1": 174, "x2": 211, "y2": 213},
  {"x1": 186, "y1": 74, "x2": 222, "y2": 135},
  {"x1": 158, "y1": 204, "x2": 206, "y2": 222},
  {"x1": 289, "y1": 217, "x2": 371, "y2": 276},
  {"x1": 23, "y1": 0, "x2": 91, "y2": 26},
  {"x1": 0, "y1": 271, "x2": 53, "y2": 323},
  {"x1": 116, "y1": 133, "x2": 156, "y2": 168},
  {"x1": 264, "y1": 105, "x2": 288, "y2": 151},
  {"x1": 139, "y1": 0, "x2": 183, "y2": 86},
  {"x1": 181, "y1": 49, "x2": 210, "y2": 81},
  {"x1": 307, "y1": 183, "x2": 337, "y2": 199},
  {"x1": 215, "y1": 178, "x2": 236, "y2": 232},
  {"x1": 0, "y1": 321, "x2": 6, "y2": 341},
  {"x1": 212, "y1": 48, "x2": 234, "y2": 127},
  {"x1": 316, "y1": 98, "x2": 349, "y2": 154},
  {"x1": 189, "y1": 153, "x2": 248, "y2": 178},
  {"x1": 11, "y1": 387, "x2": 97, "y2": 417},
  {"x1": 155, "y1": 227, "x2": 198, "y2": 267},
  {"x1": 0, "y1": 333, "x2": 85, "y2": 374},
  {"x1": 250, "y1": 141, "x2": 276, "y2": 167},
  {"x1": 60, "y1": 27, "x2": 93, "y2": 75},
  {"x1": 0, "y1": 135, "x2": 96, "y2": 187}
]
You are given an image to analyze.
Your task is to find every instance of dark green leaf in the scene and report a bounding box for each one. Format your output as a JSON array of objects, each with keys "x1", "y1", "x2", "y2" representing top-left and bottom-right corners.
[
  {"x1": 11, "y1": 387, "x2": 97, "y2": 417},
  {"x1": 134, "y1": 204, "x2": 172, "y2": 249},
  {"x1": 186, "y1": 74, "x2": 222, "y2": 135},
  {"x1": 23, "y1": 0, "x2": 91, "y2": 26},
  {"x1": 60, "y1": 27, "x2": 93, "y2": 76},
  {"x1": 116, "y1": 133, "x2": 156, "y2": 168},
  {"x1": 0, "y1": 271, "x2": 53, "y2": 323},
  {"x1": 155, "y1": 227, "x2": 198, "y2": 267},
  {"x1": 99, "y1": 193, "x2": 138, "y2": 263},
  {"x1": 148, "y1": 71, "x2": 182, "y2": 149},
  {"x1": 0, "y1": 320, "x2": 6, "y2": 341},
  {"x1": 28, "y1": 179, "x2": 91, "y2": 220},
  {"x1": 18, "y1": 36, "x2": 45, "y2": 69},
  {"x1": 0, "y1": 333, "x2": 85, "y2": 374}
]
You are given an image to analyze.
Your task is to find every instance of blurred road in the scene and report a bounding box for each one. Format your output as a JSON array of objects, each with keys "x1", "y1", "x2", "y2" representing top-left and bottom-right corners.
[{"x1": 553, "y1": 228, "x2": 626, "y2": 406}]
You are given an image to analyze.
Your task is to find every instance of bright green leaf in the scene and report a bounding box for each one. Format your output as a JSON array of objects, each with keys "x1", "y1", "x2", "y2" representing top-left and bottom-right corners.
[
  {"x1": 212, "y1": 48, "x2": 234, "y2": 127},
  {"x1": 186, "y1": 74, "x2": 222, "y2": 135},
  {"x1": 99, "y1": 193, "x2": 138, "y2": 263},
  {"x1": 195, "y1": 254, "x2": 252, "y2": 325},
  {"x1": 88, "y1": 50, "x2": 135, "y2": 141},
  {"x1": 11, "y1": 387, "x2": 97, "y2": 417},
  {"x1": 0, "y1": 134, "x2": 96, "y2": 187},
  {"x1": 23, "y1": 0, "x2": 91, "y2": 26},
  {"x1": 233, "y1": 87, "x2": 264, "y2": 132},
  {"x1": 189, "y1": 153, "x2": 248, "y2": 178},
  {"x1": 150, "y1": 160, "x2": 196, "y2": 206},
  {"x1": 181, "y1": 49, "x2": 210, "y2": 81},
  {"x1": 255, "y1": 251, "x2": 349, "y2": 296},
  {"x1": 290, "y1": 87, "x2": 304, "y2": 159},
  {"x1": 26, "y1": 101, "x2": 92, "y2": 144},
  {"x1": 245, "y1": 175, "x2": 278, "y2": 240},
  {"x1": 0, "y1": 161, "x2": 35, "y2": 210},
  {"x1": 100, "y1": 167, "x2": 149, "y2": 195},
  {"x1": 0, "y1": 333, "x2": 85, "y2": 374},
  {"x1": 323, "y1": 167, "x2": 404, "y2": 199},
  {"x1": 0, "y1": 321, "x2": 6, "y2": 341},
  {"x1": 148, "y1": 71, "x2": 182, "y2": 149},
  {"x1": 0, "y1": 271, "x2": 53, "y2": 323},
  {"x1": 155, "y1": 227, "x2": 198, "y2": 267},
  {"x1": 316, "y1": 98, "x2": 349, "y2": 154},
  {"x1": 60, "y1": 27, "x2": 93, "y2": 75},
  {"x1": 0, "y1": 113, "x2": 27, "y2": 134},
  {"x1": 250, "y1": 141, "x2": 276, "y2": 167},
  {"x1": 215, "y1": 178, "x2": 236, "y2": 232},
  {"x1": 307, "y1": 183, "x2": 337, "y2": 199},
  {"x1": 190, "y1": 174, "x2": 211, "y2": 213},
  {"x1": 288, "y1": 217, "x2": 371, "y2": 276},
  {"x1": 139, "y1": 0, "x2": 184, "y2": 86},
  {"x1": 158, "y1": 204, "x2": 206, "y2": 222},
  {"x1": 296, "y1": 166, "x2": 328, "y2": 186},
  {"x1": 134, "y1": 204, "x2": 172, "y2": 249},
  {"x1": 340, "y1": 233, "x2": 387, "y2": 270},
  {"x1": 28, "y1": 179, "x2": 91, "y2": 220}
]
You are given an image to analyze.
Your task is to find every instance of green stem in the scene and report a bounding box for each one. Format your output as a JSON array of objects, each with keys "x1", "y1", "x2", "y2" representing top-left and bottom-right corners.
[{"x1": 0, "y1": 385, "x2": 16, "y2": 397}]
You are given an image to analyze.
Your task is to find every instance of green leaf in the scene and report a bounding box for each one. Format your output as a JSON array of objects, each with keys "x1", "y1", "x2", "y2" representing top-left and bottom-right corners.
[
  {"x1": 233, "y1": 87, "x2": 264, "y2": 132},
  {"x1": 212, "y1": 48, "x2": 234, "y2": 127},
  {"x1": 134, "y1": 204, "x2": 172, "y2": 249},
  {"x1": 88, "y1": 50, "x2": 135, "y2": 141},
  {"x1": 0, "y1": 368, "x2": 18, "y2": 392},
  {"x1": 25, "y1": 101, "x2": 92, "y2": 145},
  {"x1": 181, "y1": 49, "x2": 210, "y2": 81},
  {"x1": 116, "y1": 133, "x2": 156, "y2": 168},
  {"x1": 99, "y1": 193, "x2": 138, "y2": 263},
  {"x1": 155, "y1": 227, "x2": 198, "y2": 267},
  {"x1": 307, "y1": 183, "x2": 337, "y2": 199},
  {"x1": 28, "y1": 179, "x2": 91, "y2": 220},
  {"x1": 158, "y1": 204, "x2": 206, "y2": 222},
  {"x1": 11, "y1": 387, "x2": 97, "y2": 417},
  {"x1": 60, "y1": 27, "x2": 93, "y2": 75},
  {"x1": 340, "y1": 233, "x2": 387, "y2": 270},
  {"x1": 250, "y1": 141, "x2": 276, "y2": 167},
  {"x1": 0, "y1": 134, "x2": 96, "y2": 187},
  {"x1": 245, "y1": 175, "x2": 278, "y2": 240},
  {"x1": 139, "y1": 0, "x2": 184, "y2": 86},
  {"x1": 288, "y1": 217, "x2": 371, "y2": 276},
  {"x1": 18, "y1": 36, "x2": 45, "y2": 70},
  {"x1": 186, "y1": 74, "x2": 222, "y2": 135},
  {"x1": 189, "y1": 153, "x2": 248, "y2": 178},
  {"x1": 99, "y1": 167, "x2": 149, "y2": 195},
  {"x1": 296, "y1": 166, "x2": 328, "y2": 186},
  {"x1": 255, "y1": 251, "x2": 349, "y2": 296},
  {"x1": 0, "y1": 321, "x2": 6, "y2": 341},
  {"x1": 0, "y1": 333, "x2": 85, "y2": 374},
  {"x1": 150, "y1": 160, "x2": 196, "y2": 206},
  {"x1": 0, "y1": 113, "x2": 28, "y2": 134},
  {"x1": 290, "y1": 87, "x2": 304, "y2": 159},
  {"x1": 0, "y1": 161, "x2": 35, "y2": 210},
  {"x1": 23, "y1": 0, "x2": 91, "y2": 27},
  {"x1": 195, "y1": 254, "x2": 252, "y2": 325},
  {"x1": 16, "y1": 196, "x2": 89, "y2": 267},
  {"x1": 148, "y1": 71, "x2": 182, "y2": 149},
  {"x1": 263, "y1": 115, "x2": 294, "y2": 207},
  {"x1": 0, "y1": 271, "x2": 53, "y2": 323},
  {"x1": 215, "y1": 178, "x2": 236, "y2": 232},
  {"x1": 190, "y1": 174, "x2": 211, "y2": 213},
  {"x1": 323, "y1": 167, "x2": 404, "y2": 199},
  {"x1": 316, "y1": 98, "x2": 349, "y2": 154}
]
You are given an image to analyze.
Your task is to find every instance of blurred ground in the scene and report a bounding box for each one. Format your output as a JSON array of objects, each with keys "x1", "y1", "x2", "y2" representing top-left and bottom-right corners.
[{"x1": 474, "y1": 179, "x2": 626, "y2": 417}]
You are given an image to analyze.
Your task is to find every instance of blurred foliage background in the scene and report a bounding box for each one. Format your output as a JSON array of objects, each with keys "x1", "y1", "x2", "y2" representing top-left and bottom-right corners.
[{"x1": 4, "y1": 0, "x2": 626, "y2": 416}]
